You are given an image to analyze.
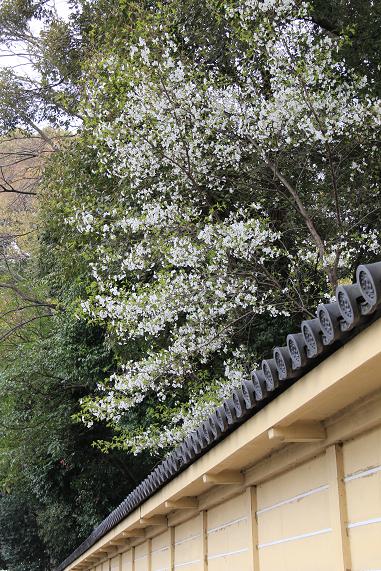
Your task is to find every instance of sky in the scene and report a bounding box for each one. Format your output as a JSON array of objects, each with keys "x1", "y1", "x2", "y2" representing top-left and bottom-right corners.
[
  {"x1": 54, "y1": 0, "x2": 71, "y2": 20},
  {"x1": 0, "y1": 0, "x2": 71, "y2": 77}
]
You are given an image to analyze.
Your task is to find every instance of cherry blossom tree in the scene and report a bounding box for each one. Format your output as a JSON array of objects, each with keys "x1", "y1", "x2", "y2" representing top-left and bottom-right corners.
[{"x1": 62, "y1": 0, "x2": 381, "y2": 452}]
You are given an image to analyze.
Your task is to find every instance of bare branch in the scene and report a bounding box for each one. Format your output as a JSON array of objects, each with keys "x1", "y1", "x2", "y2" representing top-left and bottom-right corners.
[
  {"x1": 0, "y1": 184, "x2": 37, "y2": 196},
  {"x1": 0, "y1": 282, "x2": 56, "y2": 310},
  {"x1": 0, "y1": 313, "x2": 52, "y2": 344},
  {"x1": 20, "y1": 116, "x2": 59, "y2": 150}
]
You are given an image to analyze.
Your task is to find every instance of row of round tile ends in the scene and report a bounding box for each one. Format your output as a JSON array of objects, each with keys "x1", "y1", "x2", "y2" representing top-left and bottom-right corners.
[
  {"x1": 139, "y1": 262, "x2": 381, "y2": 497},
  {"x1": 56, "y1": 261, "x2": 381, "y2": 571}
]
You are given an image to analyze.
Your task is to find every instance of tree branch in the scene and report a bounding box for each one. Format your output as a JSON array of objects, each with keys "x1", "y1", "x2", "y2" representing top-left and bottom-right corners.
[
  {"x1": 0, "y1": 314, "x2": 52, "y2": 344},
  {"x1": 0, "y1": 282, "x2": 56, "y2": 310}
]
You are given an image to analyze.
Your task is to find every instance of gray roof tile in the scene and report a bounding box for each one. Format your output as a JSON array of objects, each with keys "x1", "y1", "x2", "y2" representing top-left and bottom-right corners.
[{"x1": 56, "y1": 260, "x2": 381, "y2": 571}]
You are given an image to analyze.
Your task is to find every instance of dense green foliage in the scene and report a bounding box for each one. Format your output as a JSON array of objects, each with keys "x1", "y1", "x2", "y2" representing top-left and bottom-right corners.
[
  {"x1": 0, "y1": 299, "x2": 154, "y2": 569},
  {"x1": 0, "y1": 0, "x2": 380, "y2": 569}
]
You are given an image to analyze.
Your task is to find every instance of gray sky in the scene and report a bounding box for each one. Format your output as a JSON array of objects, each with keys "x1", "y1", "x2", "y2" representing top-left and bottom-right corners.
[
  {"x1": 0, "y1": 0, "x2": 71, "y2": 76},
  {"x1": 54, "y1": 0, "x2": 71, "y2": 20}
]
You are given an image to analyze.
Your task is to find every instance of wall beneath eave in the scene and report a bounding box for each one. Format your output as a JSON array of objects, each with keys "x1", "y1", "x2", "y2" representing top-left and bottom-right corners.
[
  {"x1": 67, "y1": 320, "x2": 381, "y2": 571},
  {"x1": 84, "y1": 419, "x2": 381, "y2": 571}
]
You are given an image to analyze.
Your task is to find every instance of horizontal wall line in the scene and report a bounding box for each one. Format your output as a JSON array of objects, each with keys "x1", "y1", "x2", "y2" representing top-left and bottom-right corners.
[
  {"x1": 344, "y1": 464, "x2": 381, "y2": 482},
  {"x1": 174, "y1": 559, "x2": 201, "y2": 568},
  {"x1": 208, "y1": 548, "x2": 249, "y2": 560},
  {"x1": 174, "y1": 533, "x2": 201, "y2": 547},
  {"x1": 207, "y1": 516, "x2": 247, "y2": 534},
  {"x1": 258, "y1": 527, "x2": 332, "y2": 549},
  {"x1": 347, "y1": 516, "x2": 381, "y2": 529},
  {"x1": 151, "y1": 545, "x2": 169, "y2": 555},
  {"x1": 257, "y1": 485, "x2": 329, "y2": 515}
]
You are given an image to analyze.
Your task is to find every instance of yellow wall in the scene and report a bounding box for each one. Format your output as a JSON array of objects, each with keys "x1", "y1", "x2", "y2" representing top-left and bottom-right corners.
[
  {"x1": 344, "y1": 425, "x2": 381, "y2": 571},
  {"x1": 174, "y1": 513, "x2": 203, "y2": 571},
  {"x1": 72, "y1": 421, "x2": 381, "y2": 571},
  {"x1": 121, "y1": 550, "x2": 132, "y2": 571},
  {"x1": 207, "y1": 493, "x2": 251, "y2": 571},
  {"x1": 151, "y1": 529, "x2": 171, "y2": 571},
  {"x1": 64, "y1": 320, "x2": 381, "y2": 571},
  {"x1": 257, "y1": 455, "x2": 333, "y2": 571},
  {"x1": 134, "y1": 541, "x2": 149, "y2": 571}
]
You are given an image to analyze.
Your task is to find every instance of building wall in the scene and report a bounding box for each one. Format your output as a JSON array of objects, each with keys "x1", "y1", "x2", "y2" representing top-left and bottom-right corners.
[
  {"x1": 257, "y1": 454, "x2": 333, "y2": 571},
  {"x1": 207, "y1": 492, "x2": 251, "y2": 570},
  {"x1": 151, "y1": 529, "x2": 171, "y2": 571},
  {"x1": 344, "y1": 427, "x2": 381, "y2": 570},
  {"x1": 86, "y1": 422, "x2": 381, "y2": 571}
]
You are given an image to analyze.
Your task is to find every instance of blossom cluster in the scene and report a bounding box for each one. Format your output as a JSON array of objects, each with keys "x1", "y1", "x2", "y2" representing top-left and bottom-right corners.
[{"x1": 70, "y1": 0, "x2": 381, "y2": 452}]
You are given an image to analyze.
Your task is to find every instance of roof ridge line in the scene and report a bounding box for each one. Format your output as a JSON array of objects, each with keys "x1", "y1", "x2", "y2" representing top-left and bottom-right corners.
[{"x1": 56, "y1": 260, "x2": 381, "y2": 571}]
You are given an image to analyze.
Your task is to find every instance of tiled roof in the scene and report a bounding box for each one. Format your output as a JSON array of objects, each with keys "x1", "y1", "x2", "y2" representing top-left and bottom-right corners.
[{"x1": 56, "y1": 261, "x2": 381, "y2": 571}]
